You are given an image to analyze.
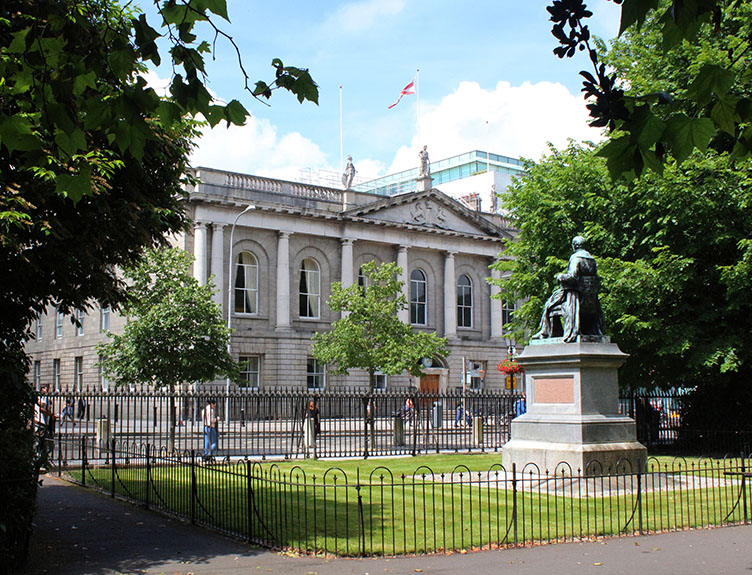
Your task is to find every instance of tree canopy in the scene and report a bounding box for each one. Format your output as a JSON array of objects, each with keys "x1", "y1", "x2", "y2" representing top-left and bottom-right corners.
[
  {"x1": 312, "y1": 262, "x2": 449, "y2": 391},
  {"x1": 98, "y1": 247, "x2": 238, "y2": 390},
  {"x1": 0, "y1": 0, "x2": 318, "y2": 345},
  {"x1": 548, "y1": 0, "x2": 752, "y2": 179}
]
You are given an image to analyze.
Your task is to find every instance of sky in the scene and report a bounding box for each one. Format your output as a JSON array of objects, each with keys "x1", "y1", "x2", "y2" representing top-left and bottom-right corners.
[{"x1": 143, "y1": 1, "x2": 622, "y2": 182}]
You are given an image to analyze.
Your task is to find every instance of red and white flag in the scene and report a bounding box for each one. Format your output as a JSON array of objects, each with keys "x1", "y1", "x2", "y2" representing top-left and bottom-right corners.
[{"x1": 388, "y1": 80, "x2": 415, "y2": 109}]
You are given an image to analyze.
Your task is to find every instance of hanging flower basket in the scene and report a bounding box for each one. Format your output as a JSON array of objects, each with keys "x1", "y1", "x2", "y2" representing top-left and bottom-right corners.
[{"x1": 497, "y1": 358, "x2": 522, "y2": 375}]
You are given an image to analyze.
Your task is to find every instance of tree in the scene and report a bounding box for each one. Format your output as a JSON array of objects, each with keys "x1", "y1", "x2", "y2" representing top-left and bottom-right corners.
[
  {"x1": 547, "y1": 0, "x2": 752, "y2": 179},
  {"x1": 312, "y1": 262, "x2": 449, "y2": 392},
  {"x1": 98, "y1": 247, "x2": 238, "y2": 450},
  {"x1": 495, "y1": 141, "x2": 752, "y2": 428},
  {"x1": 1, "y1": 0, "x2": 318, "y2": 346},
  {"x1": 0, "y1": 2, "x2": 316, "y2": 567}
]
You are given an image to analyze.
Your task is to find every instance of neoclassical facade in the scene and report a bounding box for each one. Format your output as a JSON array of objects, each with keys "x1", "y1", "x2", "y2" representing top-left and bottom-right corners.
[{"x1": 25, "y1": 167, "x2": 517, "y2": 393}]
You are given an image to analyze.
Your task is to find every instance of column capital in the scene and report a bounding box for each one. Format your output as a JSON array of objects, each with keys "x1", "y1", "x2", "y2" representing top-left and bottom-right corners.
[
  {"x1": 194, "y1": 220, "x2": 209, "y2": 230},
  {"x1": 341, "y1": 237, "x2": 355, "y2": 247},
  {"x1": 278, "y1": 231, "x2": 292, "y2": 240},
  {"x1": 212, "y1": 222, "x2": 226, "y2": 231},
  {"x1": 444, "y1": 250, "x2": 456, "y2": 258}
]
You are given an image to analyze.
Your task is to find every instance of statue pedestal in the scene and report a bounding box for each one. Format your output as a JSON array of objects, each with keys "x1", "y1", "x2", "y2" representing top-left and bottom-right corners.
[
  {"x1": 416, "y1": 175, "x2": 433, "y2": 192},
  {"x1": 502, "y1": 340, "x2": 646, "y2": 476}
]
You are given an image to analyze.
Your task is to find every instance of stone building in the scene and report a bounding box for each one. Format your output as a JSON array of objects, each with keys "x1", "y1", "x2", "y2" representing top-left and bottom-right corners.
[{"x1": 25, "y1": 165, "x2": 517, "y2": 393}]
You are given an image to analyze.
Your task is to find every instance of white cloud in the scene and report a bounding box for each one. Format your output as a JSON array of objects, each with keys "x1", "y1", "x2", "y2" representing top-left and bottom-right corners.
[
  {"x1": 190, "y1": 117, "x2": 331, "y2": 181},
  {"x1": 387, "y1": 80, "x2": 604, "y2": 174},
  {"x1": 323, "y1": 0, "x2": 406, "y2": 34}
]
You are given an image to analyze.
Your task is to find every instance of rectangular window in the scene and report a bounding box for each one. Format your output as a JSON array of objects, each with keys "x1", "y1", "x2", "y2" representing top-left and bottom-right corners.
[
  {"x1": 502, "y1": 298, "x2": 515, "y2": 327},
  {"x1": 306, "y1": 358, "x2": 326, "y2": 390},
  {"x1": 100, "y1": 306, "x2": 111, "y2": 332},
  {"x1": 33, "y1": 360, "x2": 41, "y2": 389},
  {"x1": 467, "y1": 361, "x2": 485, "y2": 391},
  {"x1": 238, "y1": 356, "x2": 260, "y2": 389},
  {"x1": 373, "y1": 372, "x2": 387, "y2": 391},
  {"x1": 74, "y1": 356, "x2": 84, "y2": 391},
  {"x1": 52, "y1": 359, "x2": 61, "y2": 391},
  {"x1": 75, "y1": 309, "x2": 85, "y2": 336},
  {"x1": 35, "y1": 316, "x2": 43, "y2": 340},
  {"x1": 98, "y1": 355, "x2": 110, "y2": 391},
  {"x1": 56, "y1": 309, "x2": 63, "y2": 338}
]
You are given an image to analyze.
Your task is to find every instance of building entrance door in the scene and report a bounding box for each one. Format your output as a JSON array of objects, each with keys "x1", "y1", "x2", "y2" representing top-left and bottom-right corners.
[{"x1": 420, "y1": 374, "x2": 439, "y2": 394}]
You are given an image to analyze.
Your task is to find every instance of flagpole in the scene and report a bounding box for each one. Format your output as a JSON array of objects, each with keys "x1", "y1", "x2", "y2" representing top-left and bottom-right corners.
[
  {"x1": 416, "y1": 68, "x2": 421, "y2": 148},
  {"x1": 339, "y1": 85, "x2": 343, "y2": 173}
]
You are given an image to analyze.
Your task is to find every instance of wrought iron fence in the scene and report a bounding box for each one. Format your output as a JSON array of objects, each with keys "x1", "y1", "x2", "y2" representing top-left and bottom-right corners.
[
  {"x1": 44, "y1": 388, "x2": 523, "y2": 463},
  {"x1": 40, "y1": 387, "x2": 750, "y2": 464},
  {"x1": 63, "y1": 439, "x2": 752, "y2": 556}
]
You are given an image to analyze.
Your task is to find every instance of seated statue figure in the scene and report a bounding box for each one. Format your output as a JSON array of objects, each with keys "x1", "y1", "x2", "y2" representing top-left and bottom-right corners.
[{"x1": 532, "y1": 236, "x2": 606, "y2": 343}]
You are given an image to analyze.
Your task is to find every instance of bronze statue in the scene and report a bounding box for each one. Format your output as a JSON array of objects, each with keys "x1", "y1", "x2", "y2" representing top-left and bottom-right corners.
[{"x1": 532, "y1": 236, "x2": 605, "y2": 342}]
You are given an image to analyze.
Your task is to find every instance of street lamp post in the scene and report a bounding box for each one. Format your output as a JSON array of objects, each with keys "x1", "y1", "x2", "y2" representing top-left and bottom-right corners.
[{"x1": 226, "y1": 205, "x2": 255, "y2": 419}]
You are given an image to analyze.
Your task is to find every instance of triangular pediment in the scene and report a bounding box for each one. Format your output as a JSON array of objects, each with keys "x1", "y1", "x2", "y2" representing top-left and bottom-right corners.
[{"x1": 344, "y1": 189, "x2": 509, "y2": 238}]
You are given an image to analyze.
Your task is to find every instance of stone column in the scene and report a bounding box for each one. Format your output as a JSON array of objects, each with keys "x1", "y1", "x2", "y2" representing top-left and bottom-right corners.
[
  {"x1": 341, "y1": 238, "x2": 354, "y2": 288},
  {"x1": 210, "y1": 223, "x2": 225, "y2": 309},
  {"x1": 193, "y1": 222, "x2": 208, "y2": 285},
  {"x1": 443, "y1": 251, "x2": 457, "y2": 338},
  {"x1": 490, "y1": 264, "x2": 503, "y2": 339},
  {"x1": 397, "y1": 245, "x2": 409, "y2": 323},
  {"x1": 276, "y1": 232, "x2": 292, "y2": 331}
]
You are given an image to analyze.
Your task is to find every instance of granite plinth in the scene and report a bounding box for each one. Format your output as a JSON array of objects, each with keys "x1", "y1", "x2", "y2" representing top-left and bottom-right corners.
[{"x1": 502, "y1": 341, "x2": 646, "y2": 476}]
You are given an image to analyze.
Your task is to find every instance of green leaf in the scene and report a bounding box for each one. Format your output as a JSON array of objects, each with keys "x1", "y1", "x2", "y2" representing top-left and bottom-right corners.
[
  {"x1": 224, "y1": 99, "x2": 248, "y2": 126},
  {"x1": 73, "y1": 71, "x2": 97, "y2": 96},
  {"x1": 664, "y1": 114, "x2": 715, "y2": 164},
  {"x1": 618, "y1": 0, "x2": 659, "y2": 35},
  {"x1": 55, "y1": 166, "x2": 93, "y2": 203},
  {"x1": 687, "y1": 64, "x2": 736, "y2": 106},
  {"x1": 711, "y1": 95, "x2": 739, "y2": 136}
]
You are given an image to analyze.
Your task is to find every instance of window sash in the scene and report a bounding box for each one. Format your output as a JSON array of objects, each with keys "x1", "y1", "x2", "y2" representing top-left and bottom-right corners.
[
  {"x1": 410, "y1": 270, "x2": 427, "y2": 325},
  {"x1": 299, "y1": 259, "x2": 320, "y2": 318},
  {"x1": 307, "y1": 358, "x2": 325, "y2": 390},
  {"x1": 239, "y1": 356, "x2": 260, "y2": 389},
  {"x1": 234, "y1": 252, "x2": 258, "y2": 314}
]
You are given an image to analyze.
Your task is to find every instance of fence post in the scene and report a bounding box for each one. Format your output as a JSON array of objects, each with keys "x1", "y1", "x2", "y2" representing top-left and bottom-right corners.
[
  {"x1": 636, "y1": 467, "x2": 643, "y2": 535},
  {"x1": 81, "y1": 436, "x2": 87, "y2": 488},
  {"x1": 246, "y1": 459, "x2": 253, "y2": 542},
  {"x1": 110, "y1": 438, "x2": 116, "y2": 498},
  {"x1": 145, "y1": 443, "x2": 151, "y2": 510},
  {"x1": 512, "y1": 462, "x2": 518, "y2": 546},
  {"x1": 357, "y1": 468, "x2": 365, "y2": 556},
  {"x1": 190, "y1": 450, "x2": 197, "y2": 525},
  {"x1": 742, "y1": 454, "x2": 748, "y2": 525}
]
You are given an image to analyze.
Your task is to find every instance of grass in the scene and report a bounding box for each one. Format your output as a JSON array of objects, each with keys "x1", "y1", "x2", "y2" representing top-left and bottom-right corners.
[{"x1": 68, "y1": 452, "x2": 752, "y2": 556}]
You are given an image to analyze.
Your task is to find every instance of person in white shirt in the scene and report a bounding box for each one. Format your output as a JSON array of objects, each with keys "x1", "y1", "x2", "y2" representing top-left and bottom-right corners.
[{"x1": 202, "y1": 399, "x2": 219, "y2": 461}]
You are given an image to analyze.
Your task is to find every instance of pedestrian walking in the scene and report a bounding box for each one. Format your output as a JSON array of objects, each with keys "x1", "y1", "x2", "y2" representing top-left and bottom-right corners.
[{"x1": 202, "y1": 399, "x2": 219, "y2": 461}]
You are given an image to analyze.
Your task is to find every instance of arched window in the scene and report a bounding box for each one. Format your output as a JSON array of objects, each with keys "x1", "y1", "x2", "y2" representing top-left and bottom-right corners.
[
  {"x1": 299, "y1": 258, "x2": 320, "y2": 318},
  {"x1": 234, "y1": 251, "x2": 258, "y2": 314},
  {"x1": 457, "y1": 274, "x2": 473, "y2": 328},
  {"x1": 410, "y1": 269, "x2": 427, "y2": 325}
]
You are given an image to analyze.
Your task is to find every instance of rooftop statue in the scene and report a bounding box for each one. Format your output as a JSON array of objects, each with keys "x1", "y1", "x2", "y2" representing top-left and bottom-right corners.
[
  {"x1": 419, "y1": 145, "x2": 430, "y2": 177},
  {"x1": 342, "y1": 155, "x2": 356, "y2": 189},
  {"x1": 532, "y1": 236, "x2": 606, "y2": 343}
]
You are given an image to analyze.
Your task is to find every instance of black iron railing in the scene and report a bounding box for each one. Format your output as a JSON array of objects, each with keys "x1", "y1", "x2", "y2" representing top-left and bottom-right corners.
[
  {"x1": 39, "y1": 387, "x2": 751, "y2": 462},
  {"x1": 64, "y1": 439, "x2": 751, "y2": 556}
]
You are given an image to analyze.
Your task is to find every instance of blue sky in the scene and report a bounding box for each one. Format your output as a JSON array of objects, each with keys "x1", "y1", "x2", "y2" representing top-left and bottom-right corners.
[{"x1": 143, "y1": 1, "x2": 621, "y2": 182}]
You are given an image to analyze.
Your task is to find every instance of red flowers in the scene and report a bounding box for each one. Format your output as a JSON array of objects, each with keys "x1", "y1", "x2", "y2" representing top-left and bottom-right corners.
[{"x1": 497, "y1": 358, "x2": 522, "y2": 375}]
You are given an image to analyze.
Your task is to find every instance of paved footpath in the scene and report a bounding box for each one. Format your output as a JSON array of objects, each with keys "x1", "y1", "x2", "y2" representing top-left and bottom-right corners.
[{"x1": 21, "y1": 475, "x2": 752, "y2": 575}]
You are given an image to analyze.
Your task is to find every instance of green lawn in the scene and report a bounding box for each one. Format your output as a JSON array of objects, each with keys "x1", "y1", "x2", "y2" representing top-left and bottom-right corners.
[{"x1": 69, "y1": 452, "x2": 751, "y2": 556}]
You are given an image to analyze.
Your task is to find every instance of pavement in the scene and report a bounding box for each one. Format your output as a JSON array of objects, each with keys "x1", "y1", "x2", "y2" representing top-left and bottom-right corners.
[{"x1": 20, "y1": 474, "x2": 752, "y2": 575}]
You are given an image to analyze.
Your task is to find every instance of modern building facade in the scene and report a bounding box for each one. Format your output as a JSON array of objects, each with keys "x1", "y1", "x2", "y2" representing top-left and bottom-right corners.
[{"x1": 25, "y1": 163, "x2": 519, "y2": 394}]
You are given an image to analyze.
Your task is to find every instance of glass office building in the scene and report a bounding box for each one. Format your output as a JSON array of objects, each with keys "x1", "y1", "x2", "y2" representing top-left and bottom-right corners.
[{"x1": 354, "y1": 150, "x2": 526, "y2": 198}]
